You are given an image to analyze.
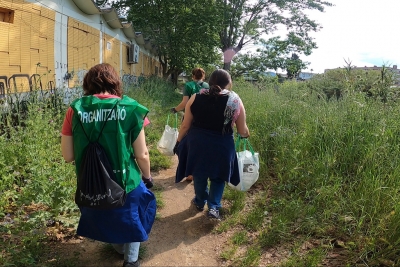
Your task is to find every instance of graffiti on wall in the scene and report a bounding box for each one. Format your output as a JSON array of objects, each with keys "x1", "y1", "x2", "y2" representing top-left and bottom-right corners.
[
  {"x1": 0, "y1": 70, "x2": 146, "y2": 98},
  {"x1": 0, "y1": 73, "x2": 55, "y2": 96},
  {"x1": 121, "y1": 74, "x2": 147, "y2": 92},
  {"x1": 63, "y1": 68, "x2": 88, "y2": 87},
  {"x1": 122, "y1": 74, "x2": 138, "y2": 86}
]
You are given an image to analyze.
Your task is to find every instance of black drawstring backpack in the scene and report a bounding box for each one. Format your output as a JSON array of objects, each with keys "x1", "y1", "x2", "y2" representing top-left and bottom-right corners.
[{"x1": 75, "y1": 102, "x2": 127, "y2": 209}]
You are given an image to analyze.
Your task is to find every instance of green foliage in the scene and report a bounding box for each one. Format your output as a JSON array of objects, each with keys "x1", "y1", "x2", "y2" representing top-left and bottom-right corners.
[
  {"x1": 232, "y1": 78, "x2": 400, "y2": 265},
  {"x1": 237, "y1": 245, "x2": 261, "y2": 267},
  {"x1": 306, "y1": 62, "x2": 399, "y2": 101},
  {"x1": 231, "y1": 32, "x2": 314, "y2": 78},
  {"x1": 280, "y1": 248, "x2": 326, "y2": 267},
  {"x1": 0, "y1": 77, "x2": 180, "y2": 266},
  {"x1": 217, "y1": 0, "x2": 332, "y2": 69},
  {"x1": 4, "y1": 71, "x2": 400, "y2": 266},
  {"x1": 113, "y1": 0, "x2": 221, "y2": 77},
  {"x1": 230, "y1": 52, "x2": 265, "y2": 79},
  {"x1": 0, "y1": 91, "x2": 78, "y2": 266}
]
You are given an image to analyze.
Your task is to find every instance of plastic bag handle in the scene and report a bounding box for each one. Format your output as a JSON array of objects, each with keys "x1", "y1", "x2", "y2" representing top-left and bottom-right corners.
[
  {"x1": 235, "y1": 135, "x2": 255, "y2": 155},
  {"x1": 235, "y1": 135, "x2": 258, "y2": 167},
  {"x1": 166, "y1": 113, "x2": 178, "y2": 128}
]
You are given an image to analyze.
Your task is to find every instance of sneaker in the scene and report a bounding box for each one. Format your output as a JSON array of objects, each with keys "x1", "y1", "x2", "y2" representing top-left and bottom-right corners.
[
  {"x1": 123, "y1": 260, "x2": 140, "y2": 267},
  {"x1": 191, "y1": 198, "x2": 204, "y2": 212},
  {"x1": 207, "y1": 208, "x2": 221, "y2": 220}
]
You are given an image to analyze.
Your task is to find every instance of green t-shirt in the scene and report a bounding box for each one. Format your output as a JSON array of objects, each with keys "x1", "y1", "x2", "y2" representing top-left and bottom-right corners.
[
  {"x1": 183, "y1": 81, "x2": 210, "y2": 97},
  {"x1": 70, "y1": 95, "x2": 148, "y2": 193}
]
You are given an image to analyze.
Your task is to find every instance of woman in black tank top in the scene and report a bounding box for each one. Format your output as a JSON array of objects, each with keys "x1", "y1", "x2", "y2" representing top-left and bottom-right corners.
[{"x1": 173, "y1": 69, "x2": 250, "y2": 220}]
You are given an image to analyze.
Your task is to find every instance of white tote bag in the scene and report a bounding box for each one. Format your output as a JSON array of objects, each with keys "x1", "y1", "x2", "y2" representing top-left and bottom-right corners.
[
  {"x1": 157, "y1": 114, "x2": 178, "y2": 156},
  {"x1": 229, "y1": 137, "x2": 259, "y2": 191}
]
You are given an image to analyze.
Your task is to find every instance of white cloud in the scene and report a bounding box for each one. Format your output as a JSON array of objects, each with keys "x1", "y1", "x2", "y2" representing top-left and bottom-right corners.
[
  {"x1": 305, "y1": 0, "x2": 400, "y2": 72},
  {"x1": 242, "y1": 0, "x2": 400, "y2": 73}
]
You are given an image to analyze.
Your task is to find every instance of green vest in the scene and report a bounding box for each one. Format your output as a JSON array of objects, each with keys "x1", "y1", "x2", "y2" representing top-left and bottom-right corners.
[
  {"x1": 184, "y1": 81, "x2": 209, "y2": 97},
  {"x1": 70, "y1": 95, "x2": 149, "y2": 193}
]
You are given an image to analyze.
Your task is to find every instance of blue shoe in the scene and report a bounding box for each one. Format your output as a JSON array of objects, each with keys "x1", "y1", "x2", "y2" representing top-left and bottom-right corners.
[
  {"x1": 123, "y1": 260, "x2": 140, "y2": 267},
  {"x1": 207, "y1": 208, "x2": 221, "y2": 220},
  {"x1": 191, "y1": 198, "x2": 204, "y2": 212}
]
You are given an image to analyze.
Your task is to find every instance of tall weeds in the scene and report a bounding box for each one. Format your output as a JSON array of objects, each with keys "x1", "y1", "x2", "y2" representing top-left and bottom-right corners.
[
  {"x1": 234, "y1": 77, "x2": 400, "y2": 265},
  {"x1": 0, "y1": 77, "x2": 179, "y2": 266}
]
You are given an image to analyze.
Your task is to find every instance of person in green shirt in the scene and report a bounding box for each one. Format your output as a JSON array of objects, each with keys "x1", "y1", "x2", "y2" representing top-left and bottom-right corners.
[
  {"x1": 171, "y1": 67, "x2": 209, "y2": 113},
  {"x1": 61, "y1": 63, "x2": 155, "y2": 267},
  {"x1": 170, "y1": 68, "x2": 209, "y2": 182}
]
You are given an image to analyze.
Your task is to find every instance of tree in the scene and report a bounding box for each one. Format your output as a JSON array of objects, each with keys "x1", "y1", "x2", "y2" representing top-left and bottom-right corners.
[
  {"x1": 111, "y1": 0, "x2": 221, "y2": 83},
  {"x1": 286, "y1": 53, "x2": 308, "y2": 79},
  {"x1": 230, "y1": 52, "x2": 264, "y2": 79},
  {"x1": 231, "y1": 33, "x2": 311, "y2": 78},
  {"x1": 216, "y1": 0, "x2": 332, "y2": 70}
]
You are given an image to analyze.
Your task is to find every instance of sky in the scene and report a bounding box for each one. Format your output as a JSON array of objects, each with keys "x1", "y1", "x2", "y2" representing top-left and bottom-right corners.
[{"x1": 243, "y1": 0, "x2": 400, "y2": 74}]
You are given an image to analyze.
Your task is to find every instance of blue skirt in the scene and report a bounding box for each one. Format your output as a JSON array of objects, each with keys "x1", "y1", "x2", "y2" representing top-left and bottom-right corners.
[
  {"x1": 176, "y1": 126, "x2": 240, "y2": 186},
  {"x1": 76, "y1": 182, "x2": 156, "y2": 243}
]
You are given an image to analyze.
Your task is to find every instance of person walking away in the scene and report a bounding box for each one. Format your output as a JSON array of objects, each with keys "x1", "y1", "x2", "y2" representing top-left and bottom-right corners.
[
  {"x1": 173, "y1": 69, "x2": 250, "y2": 220},
  {"x1": 61, "y1": 63, "x2": 156, "y2": 267},
  {"x1": 171, "y1": 67, "x2": 209, "y2": 114},
  {"x1": 171, "y1": 67, "x2": 209, "y2": 182}
]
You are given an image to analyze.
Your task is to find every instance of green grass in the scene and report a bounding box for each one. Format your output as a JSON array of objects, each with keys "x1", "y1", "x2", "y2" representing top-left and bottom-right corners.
[
  {"x1": 280, "y1": 247, "x2": 326, "y2": 267},
  {"x1": 221, "y1": 78, "x2": 400, "y2": 266},
  {"x1": 2, "y1": 74, "x2": 400, "y2": 266},
  {"x1": 0, "y1": 77, "x2": 179, "y2": 266}
]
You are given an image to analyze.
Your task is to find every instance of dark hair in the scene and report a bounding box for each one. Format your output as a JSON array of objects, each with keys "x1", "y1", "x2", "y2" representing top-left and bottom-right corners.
[
  {"x1": 83, "y1": 63, "x2": 122, "y2": 97},
  {"x1": 208, "y1": 69, "x2": 232, "y2": 96},
  {"x1": 192, "y1": 68, "x2": 205, "y2": 80}
]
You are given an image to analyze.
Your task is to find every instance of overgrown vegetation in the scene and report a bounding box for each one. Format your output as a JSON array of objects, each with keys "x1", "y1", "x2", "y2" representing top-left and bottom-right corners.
[
  {"x1": 1, "y1": 68, "x2": 400, "y2": 266},
  {"x1": 0, "y1": 77, "x2": 178, "y2": 266},
  {"x1": 218, "y1": 65, "x2": 400, "y2": 266}
]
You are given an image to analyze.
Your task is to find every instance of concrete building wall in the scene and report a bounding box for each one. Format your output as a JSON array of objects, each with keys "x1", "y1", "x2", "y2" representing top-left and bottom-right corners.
[
  {"x1": 0, "y1": 0, "x2": 55, "y2": 92},
  {"x1": 0, "y1": 0, "x2": 160, "y2": 95}
]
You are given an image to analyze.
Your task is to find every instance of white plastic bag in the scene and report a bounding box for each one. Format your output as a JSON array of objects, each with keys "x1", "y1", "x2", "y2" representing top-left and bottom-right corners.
[
  {"x1": 157, "y1": 114, "x2": 178, "y2": 156},
  {"x1": 229, "y1": 138, "x2": 259, "y2": 191}
]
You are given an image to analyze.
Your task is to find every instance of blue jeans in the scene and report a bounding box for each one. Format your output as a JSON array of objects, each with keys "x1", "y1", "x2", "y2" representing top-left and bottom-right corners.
[
  {"x1": 112, "y1": 242, "x2": 140, "y2": 263},
  {"x1": 193, "y1": 175, "x2": 225, "y2": 210}
]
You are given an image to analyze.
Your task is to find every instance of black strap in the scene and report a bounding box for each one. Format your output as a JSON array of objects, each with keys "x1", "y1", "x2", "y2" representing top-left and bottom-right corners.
[{"x1": 77, "y1": 100, "x2": 119, "y2": 142}]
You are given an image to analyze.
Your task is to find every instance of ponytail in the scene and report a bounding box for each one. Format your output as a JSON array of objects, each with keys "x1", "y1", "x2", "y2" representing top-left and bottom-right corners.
[
  {"x1": 208, "y1": 69, "x2": 232, "y2": 94},
  {"x1": 209, "y1": 85, "x2": 222, "y2": 96}
]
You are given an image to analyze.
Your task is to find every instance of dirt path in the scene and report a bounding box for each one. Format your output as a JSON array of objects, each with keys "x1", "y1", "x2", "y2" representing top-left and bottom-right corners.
[{"x1": 55, "y1": 156, "x2": 227, "y2": 267}]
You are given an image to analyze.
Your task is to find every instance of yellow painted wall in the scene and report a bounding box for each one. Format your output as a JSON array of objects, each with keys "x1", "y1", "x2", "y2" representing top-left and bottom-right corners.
[
  {"x1": 137, "y1": 52, "x2": 144, "y2": 76},
  {"x1": 67, "y1": 18, "x2": 99, "y2": 87},
  {"x1": 143, "y1": 54, "x2": 150, "y2": 76},
  {"x1": 154, "y1": 58, "x2": 161, "y2": 76},
  {"x1": 103, "y1": 33, "x2": 120, "y2": 72},
  {"x1": 0, "y1": 0, "x2": 55, "y2": 92},
  {"x1": 121, "y1": 43, "x2": 131, "y2": 75},
  {"x1": 0, "y1": 0, "x2": 161, "y2": 92}
]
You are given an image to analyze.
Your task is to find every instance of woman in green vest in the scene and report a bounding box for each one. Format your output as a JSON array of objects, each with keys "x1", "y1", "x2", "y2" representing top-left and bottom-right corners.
[
  {"x1": 171, "y1": 67, "x2": 209, "y2": 113},
  {"x1": 61, "y1": 63, "x2": 156, "y2": 267},
  {"x1": 171, "y1": 68, "x2": 209, "y2": 182}
]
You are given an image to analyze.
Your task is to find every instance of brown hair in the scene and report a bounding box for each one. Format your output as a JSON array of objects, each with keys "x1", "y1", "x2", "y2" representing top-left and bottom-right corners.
[
  {"x1": 83, "y1": 63, "x2": 122, "y2": 97},
  {"x1": 208, "y1": 69, "x2": 232, "y2": 96},
  {"x1": 192, "y1": 68, "x2": 205, "y2": 80}
]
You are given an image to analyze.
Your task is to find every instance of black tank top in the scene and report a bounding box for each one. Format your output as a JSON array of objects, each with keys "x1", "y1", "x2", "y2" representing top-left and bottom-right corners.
[{"x1": 190, "y1": 94, "x2": 233, "y2": 134}]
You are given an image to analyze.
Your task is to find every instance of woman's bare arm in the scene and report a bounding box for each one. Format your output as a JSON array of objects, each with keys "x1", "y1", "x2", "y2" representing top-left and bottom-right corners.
[
  {"x1": 177, "y1": 95, "x2": 195, "y2": 141},
  {"x1": 132, "y1": 128, "x2": 151, "y2": 178},
  {"x1": 235, "y1": 103, "x2": 250, "y2": 137},
  {"x1": 61, "y1": 135, "x2": 74, "y2": 162},
  {"x1": 174, "y1": 96, "x2": 189, "y2": 112}
]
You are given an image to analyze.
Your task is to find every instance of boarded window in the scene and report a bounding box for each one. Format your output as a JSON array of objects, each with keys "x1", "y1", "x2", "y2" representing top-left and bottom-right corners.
[{"x1": 0, "y1": 7, "x2": 14, "y2": 24}]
